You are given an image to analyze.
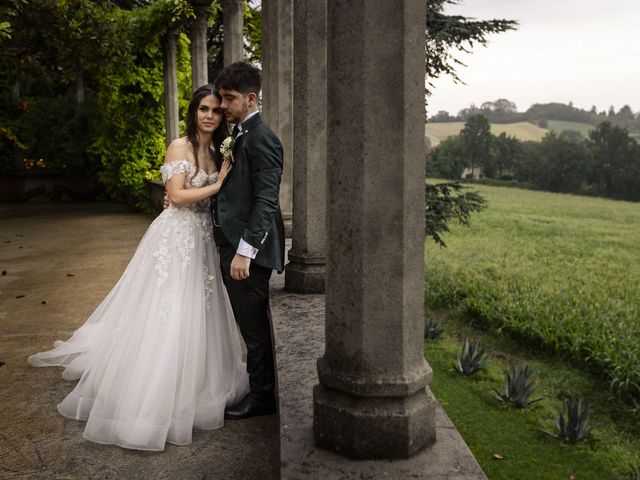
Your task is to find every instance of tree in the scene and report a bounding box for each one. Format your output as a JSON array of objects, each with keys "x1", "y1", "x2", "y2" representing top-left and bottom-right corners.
[
  {"x1": 618, "y1": 105, "x2": 635, "y2": 120},
  {"x1": 493, "y1": 132, "x2": 522, "y2": 178},
  {"x1": 425, "y1": 182, "x2": 487, "y2": 247},
  {"x1": 460, "y1": 115, "x2": 494, "y2": 177},
  {"x1": 533, "y1": 132, "x2": 591, "y2": 194},
  {"x1": 429, "y1": 110, "x2": 456, "y2": 122},
  {"x1": 559, "y1": 130, "x2": 584, "y2": 144},
  {"x1": 426, "y1": 136, "x2": 466, "y2": 179},
  {"x1": 587, "y1": 121, "x2": 640, "y2": 199},
  {"x1": 425, "y1": 0, "x2": 517, "y2": 97}
]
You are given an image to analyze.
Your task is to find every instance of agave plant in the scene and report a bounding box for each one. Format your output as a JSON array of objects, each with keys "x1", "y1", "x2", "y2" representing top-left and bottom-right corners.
[
  {"x1": 493, "y1": 364, "x2": 543, "y2": 409},
  {"x1": 424, "y1": 318, "x2": 443, "y2": 340},
  {"x1": 455, "y1": 339, "x2": 487, "y2": 376},
  {"x1": 543, "y1": 398, "x2": 591, "y2": 443}
]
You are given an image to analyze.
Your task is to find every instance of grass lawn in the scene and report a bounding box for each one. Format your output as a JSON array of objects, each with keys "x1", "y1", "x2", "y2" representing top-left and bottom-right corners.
[
  {"x1": 425, "y1": 309, "x2": 640, "y2": 479},
  {"x1": 425, "y1": 182, "x2": 640, "y2": 401}
]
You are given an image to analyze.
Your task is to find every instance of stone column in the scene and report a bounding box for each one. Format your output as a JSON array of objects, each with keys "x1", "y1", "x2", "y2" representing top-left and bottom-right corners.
[
  {"x1": 261, "y1": 0, "x2": 293, "y2": 236},
  {"x1": 313, "y1": 0, "x2": 436, "y2": 459},
  {"x1": 74, "y1": 71, "x2": 84, "y2": 117},
  {"x1": 285, "y1": 0, "x2": 327, "y2": 293},
  {"x1": 11, "y1": 80, "x2": 23, "y2": 171},
  {"x1": 189, "y1": 1, "x2": 211, "y2": 90},
  {"x1": 162, "y1": 29, "x2": 180, "y2": 146},
  {"x1": 223, "y1": 0, "x2": 243, "y2": 66}
]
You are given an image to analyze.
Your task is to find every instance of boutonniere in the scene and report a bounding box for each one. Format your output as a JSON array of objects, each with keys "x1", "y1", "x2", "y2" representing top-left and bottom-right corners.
[{"x1": 220, "y1": 136, "x2": 235, "y2": 159}]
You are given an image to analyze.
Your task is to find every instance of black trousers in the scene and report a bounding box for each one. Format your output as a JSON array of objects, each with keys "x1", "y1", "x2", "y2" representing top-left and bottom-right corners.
[{"x1": 215, "y1": 229, "x2": 275, "y2": 402}]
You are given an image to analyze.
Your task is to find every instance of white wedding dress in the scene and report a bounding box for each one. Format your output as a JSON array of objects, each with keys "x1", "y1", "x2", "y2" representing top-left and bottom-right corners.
[{"x1": 28, "y1": 159, "x2": 249, "y2": 451}]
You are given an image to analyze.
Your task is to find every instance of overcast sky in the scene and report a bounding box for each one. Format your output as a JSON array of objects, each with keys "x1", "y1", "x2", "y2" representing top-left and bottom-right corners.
[{"x1": 427, "y1": 0, "x2": 640, "y2": 116}]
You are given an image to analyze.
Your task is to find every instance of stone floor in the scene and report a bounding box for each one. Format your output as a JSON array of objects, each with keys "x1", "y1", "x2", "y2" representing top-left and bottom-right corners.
[
  {"x1": 0, "y1": 201, "x2": 486, "y2": 480},
  {"x1": 0, "y1": 202, "x2": 278, "y2": 480},
  {"x1": 270, "y1": 275, "x2": 487, "y2": 480}
]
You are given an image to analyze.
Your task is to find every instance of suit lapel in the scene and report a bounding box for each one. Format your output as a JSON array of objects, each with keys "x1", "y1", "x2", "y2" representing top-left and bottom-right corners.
[{"x1": 220, "y1": 114, "x2": 262, "y2": 190}]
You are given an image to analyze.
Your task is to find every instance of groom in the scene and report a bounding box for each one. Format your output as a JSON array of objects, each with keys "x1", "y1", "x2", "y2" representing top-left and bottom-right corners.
[{"x1": 214, "y1": 62, "x2": 285, "y2": 419}]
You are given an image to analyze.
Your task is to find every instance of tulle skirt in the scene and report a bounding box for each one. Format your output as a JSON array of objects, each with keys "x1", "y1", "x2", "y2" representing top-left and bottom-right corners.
[{"x1": 28, "y1": 206, "x2": 249, "y2": 451}]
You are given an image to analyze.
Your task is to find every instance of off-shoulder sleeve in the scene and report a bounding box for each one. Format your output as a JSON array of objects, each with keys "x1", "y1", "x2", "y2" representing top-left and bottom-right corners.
[{"x1": 160, "y1": 159, "x2": 193, "y2": 184}]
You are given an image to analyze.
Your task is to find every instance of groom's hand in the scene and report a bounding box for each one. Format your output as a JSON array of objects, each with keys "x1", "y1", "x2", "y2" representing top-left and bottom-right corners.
[
  {"x1": 230, "y1": 254, "x2": 251, "y2": 280},
  {"x1": 163, "y1": 192, "x2": 170, "y2": 209}
]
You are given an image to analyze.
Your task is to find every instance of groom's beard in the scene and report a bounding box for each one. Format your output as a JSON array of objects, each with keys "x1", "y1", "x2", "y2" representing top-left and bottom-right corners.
[{"x1": 226, "y1": 102, "x2": 256, "y2": 126}]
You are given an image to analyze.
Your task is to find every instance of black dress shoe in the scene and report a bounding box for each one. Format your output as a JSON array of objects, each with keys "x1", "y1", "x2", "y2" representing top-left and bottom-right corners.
[{"x1": 224, "y1": 394, "x2": 277, "y2": 420}]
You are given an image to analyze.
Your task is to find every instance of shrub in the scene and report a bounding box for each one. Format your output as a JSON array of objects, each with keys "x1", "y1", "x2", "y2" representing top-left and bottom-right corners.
[
  {"x1": 424, "y1": 318, "x2": 443, "y2": 340},
  {"x1": 543, "y1": 398, "x2": 591, "y2": 443},
  {"x1": 493, "y1": 364, "x2": 542, "y2": 408},
  {"x1": 455, "y1": 339, "x2": 487, "y2": 376}
]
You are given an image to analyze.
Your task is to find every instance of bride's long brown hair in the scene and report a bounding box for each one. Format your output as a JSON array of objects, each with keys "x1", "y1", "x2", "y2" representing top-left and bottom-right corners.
[{"x1": 185, "y1": 85, "x2": 230, "y2": 175}]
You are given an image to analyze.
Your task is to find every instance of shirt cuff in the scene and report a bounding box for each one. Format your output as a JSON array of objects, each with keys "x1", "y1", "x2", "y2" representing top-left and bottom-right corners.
[{"x1": 237, "y1": 238, "x2": 258, "y2": 259}]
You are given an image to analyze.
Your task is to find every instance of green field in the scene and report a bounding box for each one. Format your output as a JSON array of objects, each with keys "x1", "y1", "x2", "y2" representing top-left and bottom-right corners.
[
  {"x1": 546, "y1": 120, "x2": 594, "y2": 137},
  {"x1": 425, "y1": 312, "x2": 640, "y2": 479},
  {"x1": 424, "y1": 183, "x2": 640, "y2": 399},
  {"x1": 426, "y1": 121, "x2": 548, "y2": 146}
]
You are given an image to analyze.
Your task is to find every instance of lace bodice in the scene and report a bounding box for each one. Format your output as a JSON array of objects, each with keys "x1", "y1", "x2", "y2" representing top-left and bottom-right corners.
[{"x1": 160, "y1": 159, "x2": 219, "y2": 212}]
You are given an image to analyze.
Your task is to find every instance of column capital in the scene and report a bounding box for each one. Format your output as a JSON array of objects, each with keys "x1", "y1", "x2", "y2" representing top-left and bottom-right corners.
[{"x1": 190, "y1": 0, "x2": 212, "y2": 28}]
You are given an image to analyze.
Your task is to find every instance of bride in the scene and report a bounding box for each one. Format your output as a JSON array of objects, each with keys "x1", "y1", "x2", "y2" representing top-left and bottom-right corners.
[{"x1": 28, "y1": 85, "x2": 249, "y2": 451}]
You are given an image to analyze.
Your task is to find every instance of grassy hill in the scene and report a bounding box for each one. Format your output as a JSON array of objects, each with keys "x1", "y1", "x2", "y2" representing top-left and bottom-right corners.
[
  {"x1": 426, "y1": 119, "x2": 640, "y2": 149},
  {"x1": 546, "y1": 120, "x2": 594, "y2": 137},
  {"x1": 425, "y1": 182, "x2": 640, "y2": 402},
  {"x1": 423, "y1": 181, "x2": 640, "y2": 478},
  {"x1": 426, "y1": 121, "x2": 548, "y2": 146}
]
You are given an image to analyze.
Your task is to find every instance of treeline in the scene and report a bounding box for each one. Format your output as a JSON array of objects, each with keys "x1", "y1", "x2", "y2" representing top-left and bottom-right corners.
[
  {"x1": 427, "y1": 115, "x2": 640, "y2": 202},
  {"x1": 429, "y1": 99, "x2": 640, "y2": 132}
]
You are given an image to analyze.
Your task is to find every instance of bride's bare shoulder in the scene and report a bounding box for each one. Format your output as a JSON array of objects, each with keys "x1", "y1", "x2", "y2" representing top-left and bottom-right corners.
[{"x1": 164, "y1": 137, "x2": 193, "y2": 164}]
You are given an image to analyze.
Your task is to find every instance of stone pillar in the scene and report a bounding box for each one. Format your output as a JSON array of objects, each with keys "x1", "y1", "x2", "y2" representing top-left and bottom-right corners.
[
  {"x1": 284, "y1": 0, "x2": 327, "y2": 293},
  {"x1": 74, "y1": 71, "x2": 84, "y2": 116},
  {"x1": 189, "y1": 1, "x2": 211, "y2": 90},
  {"x1": 11, "y1": 80, "x2": 20, "y2": 102},
  {"x1": 223, "y1": 0, "x2": 243, "y2": 66},
  {"x1": 11, "y1": 80, "x2": 23, "y2": 171},
  {"x1": 162, "y1": 29, "x2": 180, "y2": 146},
  {"x1": 261, "y1": 0, "x2": 293, "y2": 236},
  {"x1": 313, "y1": 0, "x2": 436, "y2": 459}
]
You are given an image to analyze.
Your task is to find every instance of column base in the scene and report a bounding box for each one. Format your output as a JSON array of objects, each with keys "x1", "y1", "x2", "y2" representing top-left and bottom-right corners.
[
  {"x1": 283, "y1": 213, "x2": 293, "y2": 239},
  {"x1": 285, "y1": 255, "x2": 325, "y2": 294},
  {"x1": 313, "y1": 384, "x2": 436, "y2": 459}
]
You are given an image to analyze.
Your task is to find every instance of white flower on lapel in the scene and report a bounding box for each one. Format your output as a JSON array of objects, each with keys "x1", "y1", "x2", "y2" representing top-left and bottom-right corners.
[{"x1": 220, "y1": 136, "x2": 235, "y2": 159}]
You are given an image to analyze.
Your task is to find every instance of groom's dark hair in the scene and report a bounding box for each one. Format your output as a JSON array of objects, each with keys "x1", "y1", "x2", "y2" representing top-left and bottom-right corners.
[{"x1": 215, "y1": 61, "x2": 262, "y2": 95}]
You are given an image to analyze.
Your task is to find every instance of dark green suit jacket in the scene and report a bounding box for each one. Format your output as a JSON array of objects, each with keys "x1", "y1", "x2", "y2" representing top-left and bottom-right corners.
[{"x1": 213, "y1": 113, "x2": 285, "y2": 273}]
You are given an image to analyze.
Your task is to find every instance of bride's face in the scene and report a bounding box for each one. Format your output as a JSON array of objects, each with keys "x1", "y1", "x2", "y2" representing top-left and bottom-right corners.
[{"x1": 196, "y1": 94, "x2": 223, "y2": 135}]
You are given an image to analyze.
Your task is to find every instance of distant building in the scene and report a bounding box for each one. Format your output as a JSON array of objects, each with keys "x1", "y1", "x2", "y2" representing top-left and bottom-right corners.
[{"x1": 461, "y1": 166, "x2": 483, "y2": 180}]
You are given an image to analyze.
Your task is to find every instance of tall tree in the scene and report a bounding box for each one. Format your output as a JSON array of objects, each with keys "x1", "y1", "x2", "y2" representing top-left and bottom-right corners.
[
  {"x1": 587, "y1": 121, "x2": 639, "y2": 199},
  {"x1": 459, "y1": 114, "x2": 493, "y2": 177},
  {"x1": 426, "y1": 135, "x2": 466, "y2": 179},
  {"x1": 494, "y1": 132, "x2": 522, "y2": 178},
  {"x1": 533, "y1": 132, "x2": 590, "y2": 194}
]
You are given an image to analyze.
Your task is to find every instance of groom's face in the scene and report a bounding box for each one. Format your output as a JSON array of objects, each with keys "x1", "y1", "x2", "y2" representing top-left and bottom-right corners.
[{"x1": 218, "y1": 88, "x2": 256, "y2": 125}]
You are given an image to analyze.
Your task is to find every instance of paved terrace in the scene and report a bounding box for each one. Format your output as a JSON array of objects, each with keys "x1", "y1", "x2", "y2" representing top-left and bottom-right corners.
[
  {"x1": 0, "y1": 203, "x2": 278, "y2": 479},
  {"x1": 0, "y1": 202, "x2": 484, "y2": 479}
]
